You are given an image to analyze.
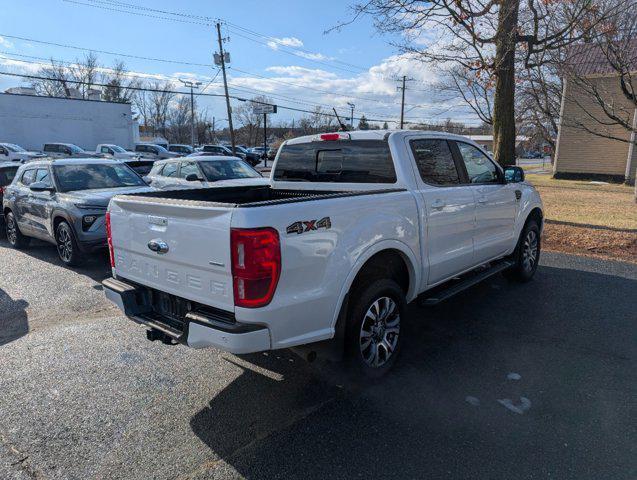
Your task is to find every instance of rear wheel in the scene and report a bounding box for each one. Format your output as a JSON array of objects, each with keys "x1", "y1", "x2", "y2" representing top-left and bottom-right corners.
[
  {"x1": 5, "y1": 211, "x2": 31, "y2": 249},
  {"x1": 345, "y1": 279, "x2": 405, "y2": 378},
  {"x1": 56, "y1": 221, "x2": 84, "y2": 266},
  {"x1": 504, "y1": 219, "x2": 540, "y2": 282}
]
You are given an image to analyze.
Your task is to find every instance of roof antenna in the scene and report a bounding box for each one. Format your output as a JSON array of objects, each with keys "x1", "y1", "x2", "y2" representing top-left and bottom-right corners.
[{"x1": 333, "y1": 108, "x2": 349, "y2": 131}]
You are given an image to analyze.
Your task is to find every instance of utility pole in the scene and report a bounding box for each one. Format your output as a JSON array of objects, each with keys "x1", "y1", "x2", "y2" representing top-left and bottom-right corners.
[
  {"x1": 179, "y1": 79, "x2": 202, "y2": 147},
  {"x1": 216, "y1": 22, "x2": 236, "y2": 154},
  {"x1": 347, "y1": 102, "x2": 355, "y2": 129},
  {"x1": 396, "y1": 76, "x2": 413, "y2": 129}
]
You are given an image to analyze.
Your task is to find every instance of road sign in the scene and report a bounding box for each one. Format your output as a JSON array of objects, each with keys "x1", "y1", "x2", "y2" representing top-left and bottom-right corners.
[{"x1": 253, "y1": 104, "x2": 277, "y2": 115}]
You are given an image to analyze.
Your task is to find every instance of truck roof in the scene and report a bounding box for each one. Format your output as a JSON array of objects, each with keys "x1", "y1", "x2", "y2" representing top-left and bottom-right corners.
[{"x1": 284, "y1": 129, "x2": 481, "y2": 145}]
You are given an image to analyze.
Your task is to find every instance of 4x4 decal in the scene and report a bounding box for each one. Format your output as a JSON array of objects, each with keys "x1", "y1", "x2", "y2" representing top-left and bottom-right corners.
[{"x1": 286, "y1": 217, "x2": 332, "y2": 235}]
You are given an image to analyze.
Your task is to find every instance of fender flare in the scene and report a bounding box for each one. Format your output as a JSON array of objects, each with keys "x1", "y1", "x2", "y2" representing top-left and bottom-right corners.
[{"x1": 330, "y1": 239, "x2": 420, "y2": 330}]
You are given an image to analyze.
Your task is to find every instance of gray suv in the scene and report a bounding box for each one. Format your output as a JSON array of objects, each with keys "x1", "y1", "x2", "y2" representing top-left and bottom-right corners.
[{"x1": 2, "y1": 158, "x2": 152, "y2": 266}]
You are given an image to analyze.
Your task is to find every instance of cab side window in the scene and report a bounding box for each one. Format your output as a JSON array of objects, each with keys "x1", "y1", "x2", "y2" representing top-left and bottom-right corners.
[
  {"x1": 161, "y1": 162, "x2": 178, "y2": 178},
  {"x1": 101, "y1": 146, "x2": 111, "y2": 154},
  {"x1": 134, "y1": 145, "x2": 145, "y2": 153},
  {"x1": 0, "y1": 146, "x2": 7, "y2": 156},
  {"x1": 35, "y1": 168, "x2": 52, "y2": 187},
  {"x1": 410, "y1": 139, "x2": 460, "y2": 186},
  {"x1": 455, "y1": 142, "x2": 499, "y2": 184},
  {"x1": 21, "y1": 169, "x2": 36, "y2": 186},
  {"x1": 179, "y1": 161, "x2": 201, "y2": 179}
]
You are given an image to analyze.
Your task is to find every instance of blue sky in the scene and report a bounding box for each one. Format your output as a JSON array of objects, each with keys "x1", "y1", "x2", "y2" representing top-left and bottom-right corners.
[{"x1": 0, "y1": 0, "x2": 477, "y2": 126}]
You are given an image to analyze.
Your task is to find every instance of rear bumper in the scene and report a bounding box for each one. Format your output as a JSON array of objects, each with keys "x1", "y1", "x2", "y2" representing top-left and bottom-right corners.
[{"x1": 102, "y1": 277, "x2": 271, "y2": 353}]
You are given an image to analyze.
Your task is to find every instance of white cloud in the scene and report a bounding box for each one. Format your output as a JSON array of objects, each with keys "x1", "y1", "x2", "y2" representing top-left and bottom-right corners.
[
  {"x1": 0, "y1": 51, "x2": 479, "y2": 126},
  {"x1": 266, "y1": 36, "x2": 304, "y2": 50},
  {"x1": 0, "y1": 36, "x2": 14, "y2": 49},
  {"x1": 295, "y1": 51, "x2": 334, "y2": 61}
]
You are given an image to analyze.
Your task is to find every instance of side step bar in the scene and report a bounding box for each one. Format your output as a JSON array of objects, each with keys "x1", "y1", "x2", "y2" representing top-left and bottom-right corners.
[{"x1": 419, "y1": 260, "x2": 514, "y2": 306}]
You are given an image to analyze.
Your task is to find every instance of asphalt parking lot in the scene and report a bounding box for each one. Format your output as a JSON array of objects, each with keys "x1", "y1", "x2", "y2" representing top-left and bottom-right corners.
[{"x1": 0, "y1": 238, "x2": 635, "y2": 480}]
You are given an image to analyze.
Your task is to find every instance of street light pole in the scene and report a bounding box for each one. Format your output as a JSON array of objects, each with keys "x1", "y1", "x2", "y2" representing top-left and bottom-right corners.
[{"x1": 179, "y1": 79, "x2": 202, "y2": 147}]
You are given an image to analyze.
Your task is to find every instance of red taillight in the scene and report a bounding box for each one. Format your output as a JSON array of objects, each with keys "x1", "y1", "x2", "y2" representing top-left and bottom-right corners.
[
  {"x1": 231, "y1": 227, "x2": 281, "y2": 308},
  {"x1": 105, "y1": 212, "x2": 115, "y2": 268},
  {"x1": 320, "y1": 133, "x2": 342, "y2": 141},
  {"x1": 0, "y1": 186, "x2": 4, "y2": 194}
]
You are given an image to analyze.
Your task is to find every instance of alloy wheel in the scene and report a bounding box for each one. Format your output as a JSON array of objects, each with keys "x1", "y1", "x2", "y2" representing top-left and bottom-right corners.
[
  {"x1": 57, "y1": 226, "x2": 73, "y2": 263},
  {"x1": 522, "y1": 230, "x2": 538, "y2": 272},
  {"x1": 359, "y1": 296, "x2": 400, "y2": 368},
  {"x1": 6, "y1": 214, "x2": 17, "y2": 245}
]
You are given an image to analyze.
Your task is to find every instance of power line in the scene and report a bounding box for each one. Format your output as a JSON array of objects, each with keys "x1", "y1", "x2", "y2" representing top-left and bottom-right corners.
[
  {"x1": 0, "y1": 49, "x2": 426, "y2": 120},
  {"x1": 0, "y1": 70, "x2": 408, "y2": 124},
  {"x1": 0, "y1": 33, "x2": 213, "y2": 67},
  {"x1": 60, "y1": 0, "x2": 395, "y2": 78},
  {"x1": 0, "y1": 51, "x2": 219, "y2": 85}
]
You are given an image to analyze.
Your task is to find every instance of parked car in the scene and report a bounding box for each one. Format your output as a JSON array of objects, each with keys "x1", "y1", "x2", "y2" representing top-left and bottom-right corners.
[
  {"x1": 250, "y1": 146, "x2": 276, "y2": 160},
  {"x1": 42, "y1": 143, "x2": 98, "y2": 158},
  {"x1": 102, "y1": 130, "x2": 543, "y2": 376},
  {"x1": 168, "y1": 144, "x2": 195, "y2": 156},
  {"x1": 0, "y1": 163, "x2": 20, "y2": 229},
  {"x1": 2, "y1": 158, "x2": 152, "y2": 266},
  {"x1": 199, "y1": 144, "x2": 247, "y2": 161},
  {"x1": 233, "y1": 146, "x2": 260, "y2": 166},
  {"x1": 144, "y1": 156, "x2": 267, "y2": 190},
  {"x1": 0, "y1": 143, "x2": 46, "y2": 163},
  {"x1": 134, "y1": 143, "x2": 179, "y2": 160},
  {"x1": 122, "y1": 159, "x2": 156, "y2": 176},
  {"x1": 96, "y1": 144, "x2": 139, "y2": 160}
]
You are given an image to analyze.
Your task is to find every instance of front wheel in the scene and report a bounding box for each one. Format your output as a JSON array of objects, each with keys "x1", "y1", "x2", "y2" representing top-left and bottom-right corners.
[
  {"x1": 345, "y1": 279, "x2": 406, "y2": 378},
  {"x1": 504, "y1": 219, "x2": 540, "y2": 282},
  {"x1": 5, "y1": 211, "x2": 31, "y2": 249},
  {"x1": 56, "y1": 221, "x2": 84, "y2": 266}
]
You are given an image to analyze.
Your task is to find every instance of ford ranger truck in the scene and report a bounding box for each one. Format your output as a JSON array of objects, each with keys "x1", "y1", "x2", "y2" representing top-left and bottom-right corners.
[{"x1": 103, "y1": 131, "x2": 543, "y2": 376}]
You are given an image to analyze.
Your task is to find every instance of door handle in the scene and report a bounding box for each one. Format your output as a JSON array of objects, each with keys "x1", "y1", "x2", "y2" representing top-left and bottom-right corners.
[
  {"x1": 477, "y1": 196, "x2": 488, "y2": 204},
  {"x1": 431, "y1": 199, "x2": 446, "y2": 210}
]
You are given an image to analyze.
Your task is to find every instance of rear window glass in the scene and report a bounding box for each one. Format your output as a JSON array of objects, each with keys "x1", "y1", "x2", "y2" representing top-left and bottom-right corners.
[
  {"x1": 274, "y1": 140, "x2": 396, "y2": 183},
  {"x1": 0, "y1": 167, "x2": 19, "y2": 186}
]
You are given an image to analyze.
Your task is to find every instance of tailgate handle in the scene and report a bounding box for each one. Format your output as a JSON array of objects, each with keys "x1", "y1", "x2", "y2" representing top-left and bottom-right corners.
[{"x1": 148, "y1": 238, "x2": 169, "y2": 254}]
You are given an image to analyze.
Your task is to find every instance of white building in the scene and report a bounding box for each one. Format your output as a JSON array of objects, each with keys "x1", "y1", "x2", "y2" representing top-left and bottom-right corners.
[{"x1": 0, "y1": 92, "x2": 138, "y2": 151}]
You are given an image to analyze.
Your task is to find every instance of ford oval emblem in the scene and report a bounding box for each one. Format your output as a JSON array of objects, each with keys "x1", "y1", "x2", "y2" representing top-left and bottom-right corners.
[{"x1": 147, "y1": 238, "x2": 169, "y2": 254}]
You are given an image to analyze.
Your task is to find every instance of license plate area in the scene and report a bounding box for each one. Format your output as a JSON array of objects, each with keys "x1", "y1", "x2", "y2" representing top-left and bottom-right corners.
[{"x1": 151, "y1": 291, "x2": 189, "y2": 325}]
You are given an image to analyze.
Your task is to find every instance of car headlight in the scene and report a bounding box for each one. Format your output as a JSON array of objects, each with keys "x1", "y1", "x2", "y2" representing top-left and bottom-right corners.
[{"x1": 82, "y1": 215, "x2": 100, "y2": 231}]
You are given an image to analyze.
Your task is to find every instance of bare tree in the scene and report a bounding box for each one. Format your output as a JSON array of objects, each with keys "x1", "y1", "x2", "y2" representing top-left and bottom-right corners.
[
  {"x1": 342, "y1": 0, "x2": 627, "y2": 165},
  {"x1": 27, "y1": 59, "x2": 72, "y2": 97},
  {"x1": 102, "y1": 61, "x2": 140, "y2": 103}
]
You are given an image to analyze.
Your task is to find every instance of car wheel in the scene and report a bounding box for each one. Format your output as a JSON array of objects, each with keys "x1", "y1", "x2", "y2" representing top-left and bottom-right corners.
[
  {"x1": 345, "y1": 279, "x2": 405, "y2": 378},
  {"x1": 5, "y1": 211, "x2": 31, "y2": 249},
  {"x1": 504, "y1": 219, "x2": 540, "y2": 282},
  {"x1": 56, "y1": 221, "x2": 84, "y2": 266}
]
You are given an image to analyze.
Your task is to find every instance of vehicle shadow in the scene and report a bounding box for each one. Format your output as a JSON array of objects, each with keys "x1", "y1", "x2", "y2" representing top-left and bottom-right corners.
[
  {"x1": 0, "y1": 288, "x2": 29, "y2": 346},
  {"x1": 0, "y1": 237, "x2": 111, "y2": 284},
  {"x1": 190, "y1": 263, "x2": 636, "y2": 479}
]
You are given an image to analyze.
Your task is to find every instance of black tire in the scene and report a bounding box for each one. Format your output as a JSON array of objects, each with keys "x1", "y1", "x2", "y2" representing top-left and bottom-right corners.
[
  {"x1": 5, "y1": 211, "x2": 31, "y2": 249},
  {"x1": 504, "y1": 219, "x2": 541, "y2": 282},
  {"x1": 55, "y1": 221, "x2": 84, "y2": 266},
  {"x1": 345, "y1": 278, "x2": 406, "y2": 378}
]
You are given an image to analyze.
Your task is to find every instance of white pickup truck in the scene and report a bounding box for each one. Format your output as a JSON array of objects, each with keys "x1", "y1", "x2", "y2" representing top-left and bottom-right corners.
[{"x1": 103, "y1": 130, "x2": 543, "y2": 375}]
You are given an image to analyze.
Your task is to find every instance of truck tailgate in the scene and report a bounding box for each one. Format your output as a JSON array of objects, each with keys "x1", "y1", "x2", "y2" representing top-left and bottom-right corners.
[{"x1": 109, "y1": 196, "x2": 235, "y2": 311}]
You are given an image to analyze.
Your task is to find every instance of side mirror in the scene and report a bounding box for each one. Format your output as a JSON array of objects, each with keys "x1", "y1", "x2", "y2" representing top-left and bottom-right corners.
[
  {"x1": 504, "y1": 166, "x2": 525, "y2": 183},
  {"x1": 30, "y1": 182, "x2": 54, "y2": 193},
  {"x1": 185, "y1": 173, "x2": 201, "y2": 182}
]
